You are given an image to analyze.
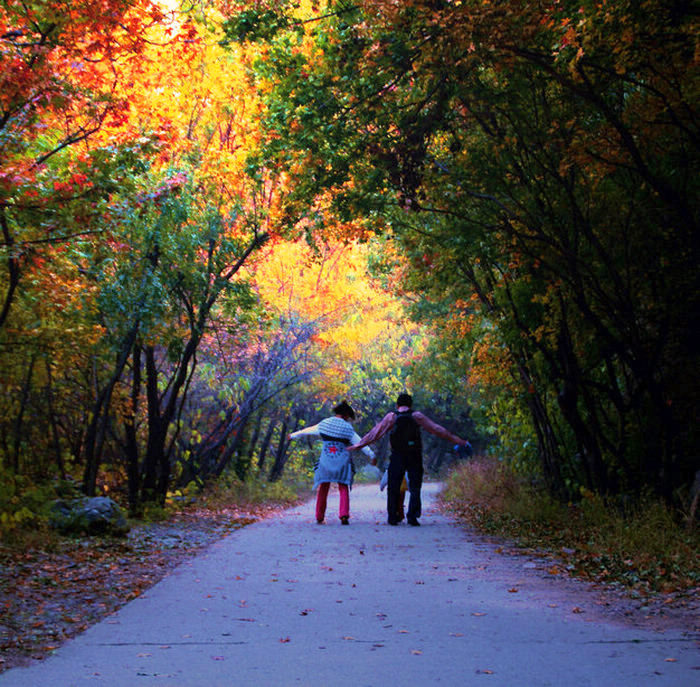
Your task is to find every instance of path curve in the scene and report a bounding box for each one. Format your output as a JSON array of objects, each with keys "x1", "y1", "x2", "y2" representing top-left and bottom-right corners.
[{"x1": 1, "y1": 483, "x2": 697, "y2": 686}]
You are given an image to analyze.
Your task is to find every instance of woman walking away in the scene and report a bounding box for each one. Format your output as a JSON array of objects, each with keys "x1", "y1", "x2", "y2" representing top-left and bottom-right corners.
[{"x1": 289, "y1": 401, "x2": 375, "y2": 525}]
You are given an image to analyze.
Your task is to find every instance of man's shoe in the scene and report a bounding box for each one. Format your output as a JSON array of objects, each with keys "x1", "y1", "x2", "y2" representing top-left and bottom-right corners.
[
  {"x1": 387, "y1": 519, "x2": 399, "y2": 526},
  {"x1": 340, "y1": 516, "x2": 349, "y2": 525},
  {"x1": 316, "y1": 518, "x2": 324, "y2": 524},
  {"x1": 407, "y1": 518, "x2": 420, "y2": 526}
]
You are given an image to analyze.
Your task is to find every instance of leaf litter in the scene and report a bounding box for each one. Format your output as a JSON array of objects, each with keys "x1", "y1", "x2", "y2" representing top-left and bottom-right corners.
[{"x1": 0, "y1": 503, "x2": 280, "y2": 672}]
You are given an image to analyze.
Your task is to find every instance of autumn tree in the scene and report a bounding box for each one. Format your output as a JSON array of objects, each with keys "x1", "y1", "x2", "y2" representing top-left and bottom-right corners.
[
  {"x1": 0, "y1": 0, "x2": 180, "y2": 480},
  {"x1": 0, "y1": 0, "x2": 170, "y2": 327},
  {"x1": 0, "y1": 2, "x2": 279, "y2": 509},
  {"x1": 225, "y1": 1, "x2": 699, "y2": 502}
]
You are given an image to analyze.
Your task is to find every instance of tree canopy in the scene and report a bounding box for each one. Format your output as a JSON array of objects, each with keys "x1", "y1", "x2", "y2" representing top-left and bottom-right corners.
[
  {"x1": 1, "y1": 0, "x2": 697, "y2": 519},
  {"x1": 223, "y1": 0, "x2": 699, "y2": 501}
]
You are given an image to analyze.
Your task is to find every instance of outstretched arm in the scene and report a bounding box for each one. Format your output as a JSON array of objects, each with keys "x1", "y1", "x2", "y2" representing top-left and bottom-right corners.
[
  {"x1": 350, "y1": 432, "x2": 375, "y2": 459},
  {"x1": 413, "y1": 412, "x2": 469, "y2": 446},
  {"x1": 287, "y1": 424, "x2": 321, "y2": 441},
  {"x1": 348, "y1": 412, "x2": 396, "y2": 451}
]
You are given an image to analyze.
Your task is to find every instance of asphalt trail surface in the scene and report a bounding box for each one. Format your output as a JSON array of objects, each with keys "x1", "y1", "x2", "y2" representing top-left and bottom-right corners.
[{"x1": 1, "y1": 483, "x2": 697, "y2": 686}]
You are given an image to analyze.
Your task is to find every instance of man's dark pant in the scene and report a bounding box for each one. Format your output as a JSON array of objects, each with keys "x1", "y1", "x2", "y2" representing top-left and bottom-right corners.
[{"x1": 387, "y1": 452, "x2": 423, "y2": 524}]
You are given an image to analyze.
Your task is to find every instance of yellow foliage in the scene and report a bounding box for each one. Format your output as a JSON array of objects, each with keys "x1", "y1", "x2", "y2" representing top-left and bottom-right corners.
[{"x1": 254, "y1": 238, "x2": 423, "y2": 397}]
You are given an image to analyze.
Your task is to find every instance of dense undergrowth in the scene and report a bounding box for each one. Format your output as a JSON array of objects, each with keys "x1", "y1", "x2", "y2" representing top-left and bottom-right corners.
[
  {"x1": 440, "y1": 458, "x2": 699, "y2": 596},
  {"x1": 0, "y1": 465, "x2": 306, "y2": 551}
]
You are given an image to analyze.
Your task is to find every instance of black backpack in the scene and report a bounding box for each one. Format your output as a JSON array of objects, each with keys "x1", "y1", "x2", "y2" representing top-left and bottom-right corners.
[{"x1": 390, "y1": 410, "x2": 422, "y2": 456}]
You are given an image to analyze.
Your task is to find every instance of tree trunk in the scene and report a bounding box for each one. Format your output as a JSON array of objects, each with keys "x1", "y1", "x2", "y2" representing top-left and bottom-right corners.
[
  {"x1": 246, "y1": 414, "x2": 263, "y2": 466},
  {"x1": 268, "y1": 418, "x2": 290, "y2": 482},
  {"x1": 45, "y1": 358, "x2": 66, "y2": 479},
  {"x1": 12, "y1": 355, "x2": 35, "y2": 472},
  {"x1": 256, "y1": 420, "x2": 276, "y2": 472},
  {"x1": 82, "y1": 322, "x2": 140, "y2": 495},
  {"x1": 142, "y1": 345, "x2": 165, "y2": 504},
  {"x1": 0, "y1": 208, "x2": 21, "y2": 332},
  {"x1": 125, "y1": 344, "x2": 142, "y2": 514},
  {"x1": 269, "y1": 416, "x2": 300, "y2": 482}
]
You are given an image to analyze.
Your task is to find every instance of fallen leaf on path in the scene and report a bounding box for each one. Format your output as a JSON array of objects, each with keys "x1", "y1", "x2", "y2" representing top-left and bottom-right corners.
[
  {"x1": 508, "y1": 588, "x2": 518, "y2": 593},
  {"x1": 0, "y1": 505, "x2": 269, "y2": 672},
  {"x1": 572, "y1": 607, "x2": 584, "y2": 614},
  {"x1": 476, "y1": 669, "x2": 494, "y2": 674},
  {"x1": 472, "y1": 612, "x2": 486, "y2": 617},
  {"x1": 410, "y1": 649, "x2": 423, "y2": 655},
  {"x1": 279, "y1": 637, "x2": 291, "y2": 643},
  {"x1": 211, "y1": 656, "x2": 225, "y2": 661},
  {"x1": 342, "y1": 636, "x2": 355, "y2": 641},
  {"x1": 398, "y1": 629, "x2": 410, "y2": 634},
  {"x1": 664, "y1": 658, "x2": 677, "y2": 662},
  {"x1": 449, "y1": 632, "x2": 464, "y2": 637}
]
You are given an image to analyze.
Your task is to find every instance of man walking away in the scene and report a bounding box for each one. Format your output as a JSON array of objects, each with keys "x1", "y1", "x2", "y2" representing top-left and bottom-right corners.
[{"x1": 349, "y1": 393, "x2": 471, "y2": 526}]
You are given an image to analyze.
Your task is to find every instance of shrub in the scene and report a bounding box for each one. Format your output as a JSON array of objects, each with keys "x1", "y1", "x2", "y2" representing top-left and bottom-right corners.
[
  {"x1": 0, "y1": 468, "x2": 58, "y2": 536},
  {"x1": 441, "y1": 458, "x2": 699, "y2": 593}
]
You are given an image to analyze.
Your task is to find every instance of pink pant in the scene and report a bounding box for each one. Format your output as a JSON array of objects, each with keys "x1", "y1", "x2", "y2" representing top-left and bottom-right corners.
[{"x1": 316, "y1": 482, "x2": 349, "y2": 521}]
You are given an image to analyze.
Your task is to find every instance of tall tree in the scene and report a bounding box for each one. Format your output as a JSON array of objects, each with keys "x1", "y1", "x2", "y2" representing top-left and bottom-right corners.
[{"x1": 226, "y1": 0, "x2": 699, "y2": 501}]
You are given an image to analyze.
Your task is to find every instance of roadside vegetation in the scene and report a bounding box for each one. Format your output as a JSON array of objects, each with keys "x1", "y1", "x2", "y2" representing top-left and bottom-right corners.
[{"x1": 440, "y1": 458, "x2": 699, "y2": 599}]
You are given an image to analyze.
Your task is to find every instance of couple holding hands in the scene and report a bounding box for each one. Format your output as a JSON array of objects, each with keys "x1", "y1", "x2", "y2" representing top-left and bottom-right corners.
[{"x1": 288, "y1": 394, "x2": 471, "y2": 527}]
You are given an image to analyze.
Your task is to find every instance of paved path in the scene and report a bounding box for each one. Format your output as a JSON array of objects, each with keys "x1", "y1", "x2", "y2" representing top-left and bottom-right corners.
[{"x1": 1, "y1": 483, "x2": 697, "y2": 686}]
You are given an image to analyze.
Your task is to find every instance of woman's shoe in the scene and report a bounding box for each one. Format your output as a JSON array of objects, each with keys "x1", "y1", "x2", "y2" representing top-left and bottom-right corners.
[{"x1": 340, "y1": 516, "x2": 349, "y2": 525}]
